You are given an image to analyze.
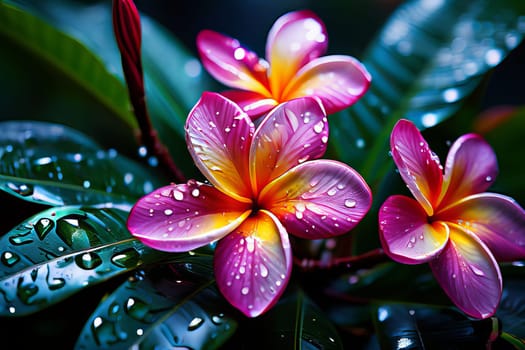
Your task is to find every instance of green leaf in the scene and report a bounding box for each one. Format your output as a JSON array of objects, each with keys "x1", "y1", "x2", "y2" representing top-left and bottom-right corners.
[
  {"x1": 372, "y1": 303, "x2": 501, "y2": 349},
  {"x1": 0, "y1": 205, "x2": 179, "y2": 316},
  {"x1": 328, "y1": 0, "x2": 525, "y2": 189},
  {"x1": 0, "y1": 121, "x2": 166, "y2": 206},
  {"x1": 0, "y1": 1, "x2": 136, "y2": 131},
  {"x1": 75, "y1": 263, "x2": 236, "y2": 349},
  {"x1": 5, "y1": 0, "x2": 215, "y2": 176},
  {"x1": 249, "y1": 288, "x2": 343, "y2": 350}
]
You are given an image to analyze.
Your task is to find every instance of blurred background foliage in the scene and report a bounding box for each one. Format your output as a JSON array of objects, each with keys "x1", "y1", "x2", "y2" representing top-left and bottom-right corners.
[{"x1": 1, "y1": 0, "x2": 525, "y2": 348}]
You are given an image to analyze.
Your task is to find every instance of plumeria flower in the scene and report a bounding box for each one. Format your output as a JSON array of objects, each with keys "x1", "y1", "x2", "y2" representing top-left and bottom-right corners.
[
  {"x1": 379, "y1": 119, "x2": 525, "y2": 319},
  {"x1": 197, "y1": 10, "x2": 371, "y2": 118},
  {"x1": 127, "y1": 92, "x2": 372, "y2": 317}
]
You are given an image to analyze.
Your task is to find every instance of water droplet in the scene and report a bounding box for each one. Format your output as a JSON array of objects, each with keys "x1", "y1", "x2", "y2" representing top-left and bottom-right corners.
[
  {"x1": 246, "y1": 236, "x2": 255, "y2": 253},
  {"x1": 91, "y1": 316, "x2": 127, "y2": 344},
  {"x1": 485, "y1": 175, "x2": 493, "y2": 182},
  {"x1": 9, "y1": 230, "x2": 33, "y2": 246},
  {"x1": 34, "y1": 218, "x2": 54, "y2": 240},
  {"x1": 75, "y1": 252, "x2": 102, "y2": 270},
  {"x1": 191, "y1": 188, "x2": 200, "y2": 197},
  {"x1": 260, "y1": 264, "x2": 269, "y2": 278},
  {"x1": 313, "y1": 121, "x2": 324, "y2": 134},
  {"x1": 344, "y1": 199, "x2": 356, "y2": 208},
  {"x1": 241, "y1": 287, "x2": 249, "y2": 295},
  {"x1": 452, "y1": 273, "x2": 457, "y2": 279},
  {"x1": 188, "y1": 317, "x2": 204, "y2": 331},
  {"x1": 211, "y1": 314, "x2": 224, "y2": 325},
  {"x1": 111, "y1": 248, "x2": 140, "y2": 268},
  {"x1": 164, "y1": 209, "x2": 173, "y2": 216},
  {"x1": 1, "y1": 251, "x2": 20, "y2": 267},
  {"x1": 327, "y1": 188, "x2": 337, "y2": 196},
  {"x1": 7, "y1": 182, "x2": 33, "y2": 196},
  {"x1": 173, "y1": 190, "x2": 184, "y2": 201}
]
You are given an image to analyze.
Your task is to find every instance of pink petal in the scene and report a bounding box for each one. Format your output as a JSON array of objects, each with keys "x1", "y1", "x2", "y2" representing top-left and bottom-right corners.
[
  {"x1": 220, "y1": 90, "x2": 278, "y2": 119},
  {"x1": 197, "y1": 30, "x2": 271, "y2": 96},
  {"x1": 283, "y1": 55, "x2": 372, "y2": 115},
  {"x1": 436, "y1": 193, "x2": 525, "y2": 261},
  {"x1": 266, "y1": 10, "x2": 328, "y2": 98},
  {"x1": 429, "y1": 224, "x2": 502, "y2": 319},
  {"x1": 439, "y1": 133, "x2": 498, "y2": 208},
  {"x1": 249, "y1": 97, "x2": 328, "y2": 194},
  {"x1": 127, "y1": 181, "x2": 251, "y2": 252},
  {"x1": 214, "y1": 210, "x2": 292, "y2": 317},
  {"x1": 259, "y1": 160, "x2": 372, "y2": 239},
  {"x1": 186, "y1": 92, "x2": 254, "y2": 202},
  {"x1": 379, "y1": 195, "x2": 449, "y2": 264},
  {"x1": 390, "y1": 119, "x2": 443, "y2": 216}
]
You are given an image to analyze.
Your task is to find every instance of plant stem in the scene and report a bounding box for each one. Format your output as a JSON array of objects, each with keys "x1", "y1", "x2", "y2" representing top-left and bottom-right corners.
[
  {"x1": 112, "y1": 0, "x2": 185, "y2": 183},
  {"x1": 293, "y1": 248, "x2": 388, "y2": 274}
]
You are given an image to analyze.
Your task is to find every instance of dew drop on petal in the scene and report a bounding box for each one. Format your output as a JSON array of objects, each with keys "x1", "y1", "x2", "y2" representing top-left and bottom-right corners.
[
  {"x1": 260, "y1": 264, "x2": 269, "y2": 278},
  {"x1": 164, "y1": 209, "x2": 173, "y2": 216},
  {"x1": 344, "y1": 199, "x2": 357, "y2": 208},
  {"x1": 191, "y1": 188, "x2": 200, "y2": 197},
  {"x1": 313, "y1": 121, "x2": 324, "y2": 134},
  {"x1": 173, "y1": 190, "x2": 184, "y2": 201},
  {"x1": 241, "y1": 287, "x2": 249, "y2": 295}
]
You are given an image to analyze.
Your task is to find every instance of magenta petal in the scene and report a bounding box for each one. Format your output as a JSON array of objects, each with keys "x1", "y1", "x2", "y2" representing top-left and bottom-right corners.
[
  {"x1": 390, "y1": 119, "x2": 443, "y2": 216},
  {"x1": 214, "y1": 210, "x2": 292, "y2": 317},
  {"x1": 379, "y1": 195, "x2": 449, "y2": 264},
  {"x1": 220, "y1": 90, "x2": 278, "y2": 118},
  {"x1": 186, "y1": 92, "x2": 254, "y2": 202},
  {"x1": 260, "y1": 160, "x2": 372, "y2": 239},
  {"x1": 266, "y1": 10, "x2": 328, "y2": 97},
  {"x1": 250, "y1": 97, "x2": 328, "y2": 193},
  {"x1": 429, "y1": 225, "x2": 502, "y2": 319},
  {"x1": 439, "y1": 133, "x2": 498, "y2": 208},
  {"x1": 127, "y1": 181, "x2": 251, "y2": 252},
  {"x1": 283, "y1": 55, "x2": 372, "y2": 115},
  {"x1": 436, "y1": 193, "x2": 525, "y2": 261},
  {"x1": 197, "y1": 30, "x2": 270, "y2": 95}
]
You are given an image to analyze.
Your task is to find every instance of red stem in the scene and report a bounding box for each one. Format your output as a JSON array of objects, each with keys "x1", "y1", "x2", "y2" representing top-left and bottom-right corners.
[{"x1": 112, "y1": 0, "x2": 185, "y2": 183}]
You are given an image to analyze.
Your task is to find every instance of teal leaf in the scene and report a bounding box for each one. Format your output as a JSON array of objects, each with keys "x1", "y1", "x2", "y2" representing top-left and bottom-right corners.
[
  {"x1": 250, "y1": 288, "x2": 343, "y2": 350},
  {"x1": 373, "y1": 303, "x2": 501, "y2": 349},
  {"x1": 0, "y1": 1, "x2": 136, "y2": 131},
  {"x1": 0, "y1": 205, "x2": 177, "y2": 316},
  {"x1": 328, "y1": 0, "x2": 525, "y2": 188},
  {"x1": 0, "y1": 121, "x2": 166, "y2": 206},
  {"x1": 75, "y1": 263, "x2": 236, "y2": 349}
]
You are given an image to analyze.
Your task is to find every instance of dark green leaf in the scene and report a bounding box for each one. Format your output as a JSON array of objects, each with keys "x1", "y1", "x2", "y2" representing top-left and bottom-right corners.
[
  {"x1": 249, "y1": 288, "x2": 343, "y2": 350},
  {"x1": 5, "y1": 0, "x2": 214, "y2": 176},
  {"x1": 496, "y1": 262, "x2": 525, "y2": 339},
  {"x1": 75, "y1": 263, "x2": 236, "y2": 350},
  {"x1": 328, "y1": 0, "x2": 525, "y2": 188},
  {"x1": 0, "y1": 121, "x2": 166, "y2": 206},
  {"x1": 373, "y1": 303, "x2": 501, "y2": 349},
  {"x1": 0, "y1": 1, "x2": 136, "y2": 130},
  {"x1": 0, "y1": 205, "x2": 177, "y2": 316}
]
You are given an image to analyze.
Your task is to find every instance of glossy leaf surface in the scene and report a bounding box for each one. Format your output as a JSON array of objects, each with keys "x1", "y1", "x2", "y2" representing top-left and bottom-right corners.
[
  {"x1": 0, "y1": 121, "x2": 165, "y2": 207},
  {"x1": 373, "y1": 303, "x2": 501, "y2": 349},
  {"x1": 0, "y1": 206, "x2": 175, "y2": 316},
  {"x1": 249, "y1": 288, "x2": 343, "y2": 349},
  {"x1": 75, "y1": 263, "x2": 236, "y2": 349},
  {"x1": 328, "y1": 0, "x2": 525, "y2": 187}
]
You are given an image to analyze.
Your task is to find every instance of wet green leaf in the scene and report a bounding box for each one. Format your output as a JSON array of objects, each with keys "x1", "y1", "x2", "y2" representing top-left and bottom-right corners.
[
  {"x1": 248, "y1": 288, "x2": 343, "y2": 350},
  {"x1": 0, "y1": 205, "x2": 177, "y2": 316},
  {"x1": 75, "y1": 263, "x2": 236, "y2": 350},
  {"x1": 0, "y1": 121, "x2": 167, "y2": 206},
  {"x1": 328, "y1": 0, "x2": 525, "y2": 189},
  {"x1": 373, "y1": 303, "x2": 501, "y2": 349}
]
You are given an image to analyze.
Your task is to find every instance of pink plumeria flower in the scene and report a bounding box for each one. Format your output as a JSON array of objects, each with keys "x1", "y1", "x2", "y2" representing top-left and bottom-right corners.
[
  {"x1": 379, "y1": 119, "x2": 525, "y2": 319},
  {"x1": 197, "y1": 10, "x2": 371, "y2": 118},
  {"x1": 127, "y1": 92, "x2": 372, "y2": 317}
]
